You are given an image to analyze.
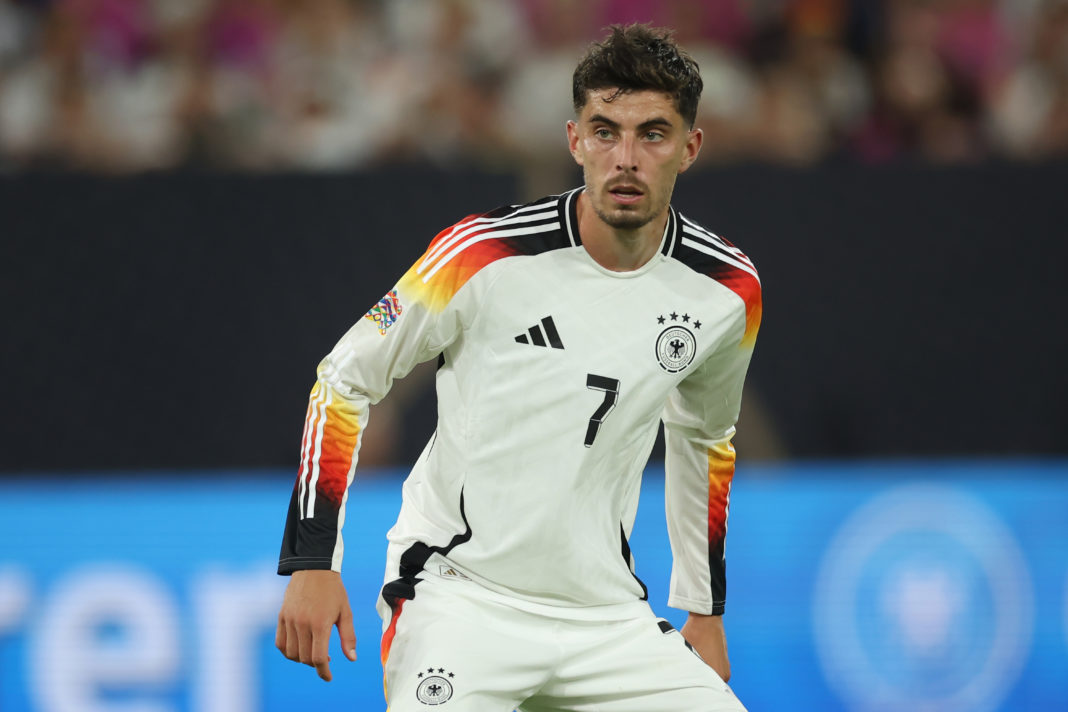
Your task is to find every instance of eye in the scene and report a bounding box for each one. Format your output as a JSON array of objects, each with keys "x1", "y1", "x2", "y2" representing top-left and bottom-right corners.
[
  {"x1": 645, "y1": 131, "x2": 665, "y2": 142},
  {"x1": 594, "y1": 128, "x2": 614, "y2": 140}
]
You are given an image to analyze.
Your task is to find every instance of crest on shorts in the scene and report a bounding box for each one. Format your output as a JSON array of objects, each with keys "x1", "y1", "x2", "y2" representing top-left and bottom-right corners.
[
  {"x1": 365, "y1": 290, "x2": 403, "y2": 335},
  {"x1": 655, "y1": 312, "x2": 699, "y2": 373},
  {"x1": 416, "y1": 667, "x2": 455, "y2": 705}
]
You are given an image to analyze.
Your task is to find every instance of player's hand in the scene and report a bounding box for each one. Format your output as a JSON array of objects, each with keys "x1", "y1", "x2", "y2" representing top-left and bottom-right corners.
[
  {"x1": 681, "y1": 613, "x2": 731, "y2": 682},
  {"x1": 276, "y1": 569, "x2": 357, "y2": 681}
]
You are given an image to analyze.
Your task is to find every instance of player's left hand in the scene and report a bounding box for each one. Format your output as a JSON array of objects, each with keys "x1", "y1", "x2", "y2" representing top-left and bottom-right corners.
[
  {"x1": 275, "y1": 570, "x2": 357, "y2": 681},
  {"x1": 681, "y1": 613, "x2": 731, "y2": 682}
]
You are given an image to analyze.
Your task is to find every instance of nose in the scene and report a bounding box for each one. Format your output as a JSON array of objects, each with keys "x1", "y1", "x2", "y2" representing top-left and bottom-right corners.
[{"x1": 614, "y1": 135, "x2": 638, "y2": 172}]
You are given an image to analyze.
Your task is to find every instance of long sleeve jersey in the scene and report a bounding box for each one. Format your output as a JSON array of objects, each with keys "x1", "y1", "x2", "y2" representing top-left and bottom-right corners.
[{"x1": 278, "y1": 188, "x2": 761, "y2": 615}]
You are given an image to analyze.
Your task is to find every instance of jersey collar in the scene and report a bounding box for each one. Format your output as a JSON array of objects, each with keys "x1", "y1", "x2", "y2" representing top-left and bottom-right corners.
[{"x1": 560, "y1": 187, "x2": 679, "y2": 258}]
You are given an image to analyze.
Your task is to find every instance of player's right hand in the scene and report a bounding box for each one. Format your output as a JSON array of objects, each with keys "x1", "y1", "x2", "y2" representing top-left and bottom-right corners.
[{"x1": 276, "y1": 569, "x2": 357, "y2": 681}]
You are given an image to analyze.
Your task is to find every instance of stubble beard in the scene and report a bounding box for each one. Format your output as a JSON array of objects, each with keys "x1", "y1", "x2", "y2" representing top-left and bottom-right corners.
[
  {"x1": 593, "y1": 204, "x2": 652, "y2": 231},
  {"x1": 590, "y1": 183, "x2": 663, "y2": 232}
]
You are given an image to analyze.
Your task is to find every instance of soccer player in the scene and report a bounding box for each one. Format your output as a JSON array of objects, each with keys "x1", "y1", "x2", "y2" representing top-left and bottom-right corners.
[{"x1": 276, "y1": 24, "x2": 760, "y2": 712}]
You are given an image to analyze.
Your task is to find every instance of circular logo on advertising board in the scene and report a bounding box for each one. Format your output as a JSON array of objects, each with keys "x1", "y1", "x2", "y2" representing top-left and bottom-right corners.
[{"x1": 812, "y1": 484, "x2": 1033, "y2": 712}]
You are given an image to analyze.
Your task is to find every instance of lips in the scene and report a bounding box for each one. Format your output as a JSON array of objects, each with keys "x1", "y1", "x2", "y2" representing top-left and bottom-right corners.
[{"x1": 608, "y1": 183, "x2": 645, "y2": 205}]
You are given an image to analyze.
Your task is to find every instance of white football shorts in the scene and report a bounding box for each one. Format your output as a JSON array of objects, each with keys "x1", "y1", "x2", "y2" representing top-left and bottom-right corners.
[{"x1": 377, "y1": 569, "x2": 746, "y2": 712}]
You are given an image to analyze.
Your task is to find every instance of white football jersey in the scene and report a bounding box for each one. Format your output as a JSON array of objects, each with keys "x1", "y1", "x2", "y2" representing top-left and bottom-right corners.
[{"x1": 279, "y1": 188, "x2": 761, "y2": 616}]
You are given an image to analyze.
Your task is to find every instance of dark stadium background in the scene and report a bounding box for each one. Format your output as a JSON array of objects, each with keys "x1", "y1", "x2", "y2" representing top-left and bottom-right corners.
[
  {"x1": 3, "y1": 163, "x2": 1067, "y2": 471},
  {"x1": 1, "y1": 1, "x2": 1067, "y2": 711}
]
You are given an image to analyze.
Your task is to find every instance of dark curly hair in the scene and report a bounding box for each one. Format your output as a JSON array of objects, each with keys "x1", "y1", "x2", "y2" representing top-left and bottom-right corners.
[{"x1": 572, "y1": 24, "x2": 704, "y2": 128}]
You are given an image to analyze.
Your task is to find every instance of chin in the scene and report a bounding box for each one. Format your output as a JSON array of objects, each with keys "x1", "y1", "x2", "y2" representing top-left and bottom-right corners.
[
  {"x1": 605, "y1": 215, "x2": 650, "y2": 230},
  {"x1": 595, "y1": 204, "x2": 652, "y2": 231}
]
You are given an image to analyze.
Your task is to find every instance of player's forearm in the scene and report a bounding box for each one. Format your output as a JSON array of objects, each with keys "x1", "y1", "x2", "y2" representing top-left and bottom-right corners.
[
  {"x1": 664, "y1": 431, "x2": 733, "y2": 615},
  {"x1": 278, "y1": 377, "x2": 367, "y2": 574}
]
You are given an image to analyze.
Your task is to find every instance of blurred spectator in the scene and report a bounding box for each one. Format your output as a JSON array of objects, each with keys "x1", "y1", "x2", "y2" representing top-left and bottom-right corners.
[
  {"x1": 936, "y1": 0, "x2": 1013, "y2": 97},
  {"x1": 197, "y1": 0, "x2": 282, "y2": 167},
  {"x1": 383, "y1": 0, "x2": 528, "y2": 167},
  {"x1": 1, "y1": 0, "x2": 1067, "y2": 172},
  {"x1": 0, "y1": 0, "x2": 36, "y2": 66},
  {"x1": 853, "y1": 0, "x2": 988, "y2": 162},
  {"x1": 499, "y1": 0, "x2": 595, "y2": 195},
  {"x1": 743, "y1": 0, "x2": 870, "y2": 163},
  {"x1": 271, "y1": 0, "x2": 404, "y2": 169},
  {"x1": 0, "y1": 1, "x2": 51, "y2": 166},
  {"x1": 989, "y1": 0, "x2": 1068, "y2": 158}
]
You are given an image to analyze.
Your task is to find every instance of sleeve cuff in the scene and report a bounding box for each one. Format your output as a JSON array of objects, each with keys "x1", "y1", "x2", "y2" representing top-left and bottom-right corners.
[
  {"x1": 667, "y1": 593, "x2": 725, "y2": 616},
  {"x1": 277, "y1": 556, "x2": 336, "y2": 576}
]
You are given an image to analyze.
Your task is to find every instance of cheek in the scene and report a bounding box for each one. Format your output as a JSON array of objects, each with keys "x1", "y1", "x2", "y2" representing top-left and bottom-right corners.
[
  {"x1": 581, "y1": 148, "x2": 609, "y2": 178},
  {"x1": 662, "y1": 150, "x2": 688, "y2": 179},
  {"x1": 652, "y1": 166, "x2": 681, "y2": 201},
  {"x1": 582, "y1": 138, "x2": 609, "y2": 160},
  {"x1": 653, "y1": 156, "x2": 678, "y2": 181}
]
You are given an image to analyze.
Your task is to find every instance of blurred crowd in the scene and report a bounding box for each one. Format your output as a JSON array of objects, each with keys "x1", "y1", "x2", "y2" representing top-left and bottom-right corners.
[{"x1": 0, "y1": 0, "x2": 1066, "y2": 176}]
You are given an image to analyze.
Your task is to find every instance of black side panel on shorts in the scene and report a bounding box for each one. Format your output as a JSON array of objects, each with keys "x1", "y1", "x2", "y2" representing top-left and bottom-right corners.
[
  {"x1": 381, "y1": 489, "x2": 472, "y2": 610},
  {"x1": 657, "y1": 618, "x2": 699, "y2": 656}
]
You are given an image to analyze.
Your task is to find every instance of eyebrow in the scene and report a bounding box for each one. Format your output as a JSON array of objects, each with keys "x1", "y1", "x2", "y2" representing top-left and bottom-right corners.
[{"x1": 588, "y1": 114, "x2": 676, "y2": 131}]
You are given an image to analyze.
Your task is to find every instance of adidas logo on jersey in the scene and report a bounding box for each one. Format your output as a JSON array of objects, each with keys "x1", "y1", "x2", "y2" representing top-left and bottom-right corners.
[
  {"x1": 515, "y1": 316, "x2": 564, "y2": 349},
  {"x1": 438, "y1": 565, "x2": 470, "y2": 580}
]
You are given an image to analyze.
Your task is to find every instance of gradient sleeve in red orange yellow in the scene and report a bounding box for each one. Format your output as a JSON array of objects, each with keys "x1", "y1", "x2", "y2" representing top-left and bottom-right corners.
[
  {"x1": 661, "y1": 300, "x2": 758, "y2": 616},
  {"x1": 278, "y1": 376, "x2": 369, "y2": 574},
  {"x1": 279, "y1": 215, "x2": 517, "y2": 575}
]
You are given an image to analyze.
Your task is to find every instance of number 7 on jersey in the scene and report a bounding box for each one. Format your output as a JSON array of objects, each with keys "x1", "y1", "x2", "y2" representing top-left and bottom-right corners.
[{"x1": 585, "y1": 374, "x2": 620, "y2": 447}]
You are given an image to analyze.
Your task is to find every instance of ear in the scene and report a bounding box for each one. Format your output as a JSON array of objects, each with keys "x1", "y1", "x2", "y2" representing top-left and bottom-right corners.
[
  {"x1": 566, "y1": 120, "x2": 584, "y2": 167},
  {"x1": 677, "y1": 128, "x2": 703, "y2": 174}
]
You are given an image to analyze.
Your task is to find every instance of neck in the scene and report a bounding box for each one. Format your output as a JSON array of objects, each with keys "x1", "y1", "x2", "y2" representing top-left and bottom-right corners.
[{"x1": 576, "y1": 192, "x2": 667, "y2": 272}]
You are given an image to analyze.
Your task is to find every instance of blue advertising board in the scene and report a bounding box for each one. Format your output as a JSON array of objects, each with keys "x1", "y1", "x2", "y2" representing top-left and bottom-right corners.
[{"x1": 1, "y1": 461, "x2": 1065, "y2": 711}]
